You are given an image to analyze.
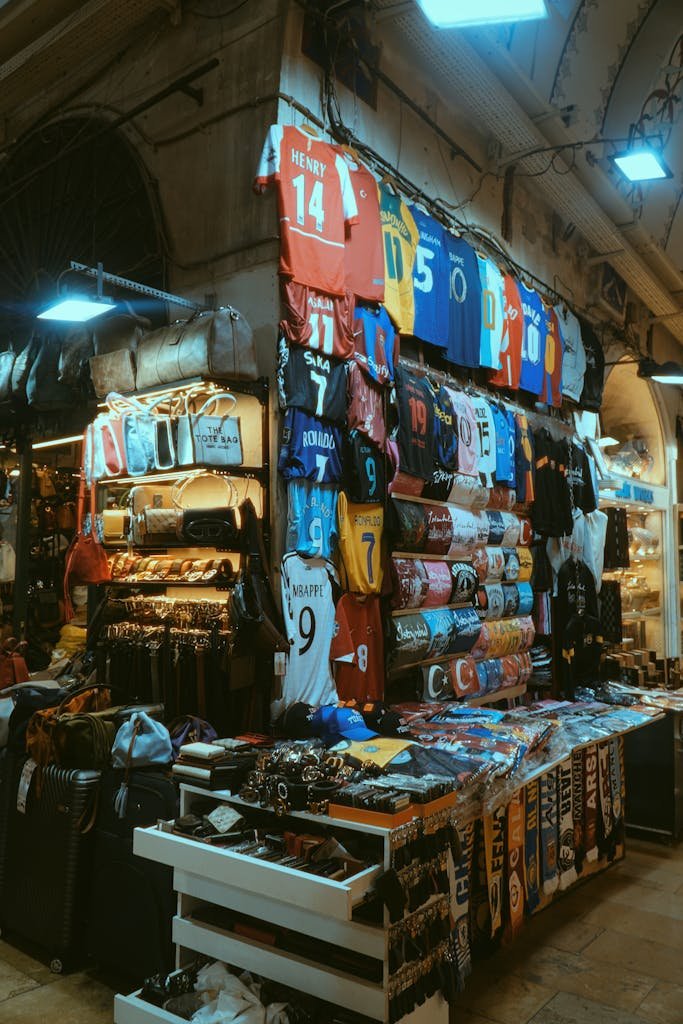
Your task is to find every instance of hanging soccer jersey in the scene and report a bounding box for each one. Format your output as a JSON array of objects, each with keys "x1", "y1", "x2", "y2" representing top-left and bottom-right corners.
[
  {"x1": 411, "y1": 205, "x2": 448, "y2": 348},
  {"x1": 344, "y1": 431, "x2": 386, "y2": 503},
  {"x1": 337, "y1": 492, "x2": 384, "y2": 593},
  {"x1": 490, "y1": 275, "x2": 524, "y2": 389},
  {"x1": 286, "y1": 479, "x2": 338, "y2": 559},
  {"x1": 281, "y1": 553, "x2": 339, "y2": 707},
  {"x1": 541, "y1": 306, "x2": 564, "y2": 408},
  {"x1": 394, "y1": 366, "x2": 436, "y2": 481},
  {"x1": 353, "y1": 304, "x2": 397, "y2": 386},
  {"x1": 443, "y1": 233, "x2": 482, "y2": 369},
  {"x1": 379, "y1": 183, "x2": 419, "y2": 331},
  {"x1": 444, "y1": 387, "x2": 479, "y2": 478},
  {"x1": 555, "y1": 303, "x2": 586, "y2": 403},
  {"x1": 434, "y1": 385, "x2": 459, "y2": 471},
  {"x1": 470, "y1": 395, "x2": 497, "y2": 487},
  {"x1": 339, "y1": 152, "x2": 385, "y2": 303},
  {"x1": 490, "y1": 403, "x2": 514, "y2": 488},
  {"x1": 254, "y1": 125, "x2": 358, "y2": 296},
  {"x1": 280, "y1": 280, "x2": 355, "y2": 360},
  {"x1": 477, "y1": 256, "x2": 506, "y2": 370},
  {"x1": 514, "y1": 413, "x2": 535, "y2": 504},
  {"x1": 331, "y1": 593, "x2": 384, "y2": 702},
  {"x1": 278, "y1": 339, "x2": 347, "y2": 423},
  {"x1": 518, "y1": 283, "x2": 546, "y2": 395},
  {"x1": 347, "y1": 362, "x2": 386, "y2": 447},
  {"x1": 278, "y1": 408, "x2": 342, "y2": 483}
]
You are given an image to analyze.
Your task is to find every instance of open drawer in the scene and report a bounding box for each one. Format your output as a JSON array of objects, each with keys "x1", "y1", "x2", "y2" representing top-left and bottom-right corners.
[
  {"x1": 134, "y1": 826, "x2": 382, "y2": 921},
  {"x1": 114, "y1": 990, "x2": 181, "y2": 1024}
]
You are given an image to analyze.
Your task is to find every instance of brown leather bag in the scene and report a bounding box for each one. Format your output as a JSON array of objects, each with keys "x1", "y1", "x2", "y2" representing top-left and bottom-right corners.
[
  {"x1": 89, "y1": 350, "x2": 136, "y2": 397},
  {"x1": 26, "y1": 685, "x2": 113, "y2": 771},
  {"x1": 89, "y1": 308, "x2": 149, "y2": 397},
  {"x1": 135, "y1": 307, "x2": 257, "y2": 389}
]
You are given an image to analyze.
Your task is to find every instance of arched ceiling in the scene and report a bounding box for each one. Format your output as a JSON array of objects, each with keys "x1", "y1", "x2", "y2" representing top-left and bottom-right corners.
[{"x1": 500, "y1": 0, "x2": 683, "y2": 270}]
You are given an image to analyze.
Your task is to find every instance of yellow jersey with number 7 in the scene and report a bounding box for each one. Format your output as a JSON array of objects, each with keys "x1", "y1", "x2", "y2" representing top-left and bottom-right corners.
[
  {"x1": 337, "y1": 493, "x2": 384, "y2": 594},
  {"x1": 379, "y1": 183, "x2": 419, "y2": 333}
]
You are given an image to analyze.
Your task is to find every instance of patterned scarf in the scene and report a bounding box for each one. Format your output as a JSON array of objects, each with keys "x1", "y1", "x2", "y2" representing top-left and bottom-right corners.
[
  {"x1": 572, "y1": 748, "x2": 585, "y2": 873},
  {"x1": 506, "y1": 789, "x2": 525, "y2": 939},
  {"x1": 484, "y1": 803, "x2": 506, "y2": 936},
  {"x1": 524, "y1": 778, "x2": 541, "y2": 914},
  {"x1": 558, "y1": 757, "x2": 577, "y2": 890},
  {"x1": 451, "y1": 820, "x2": 475, "y2": 988},
  {"x1": 598, "y1": 741, "x2": 613, "y2": 856},
  {"x1": 470, "y1": 818, "x2": 493, "y2": 956},
  {"x1": 583, "y1": 744, "x2": 599, "y2": 862},
  {"x1": 610, "y1": 737, "x2": 623, "y2": 830},
  {"x1": 540, "y1": 768, "x2": 559, "y2": 895}
]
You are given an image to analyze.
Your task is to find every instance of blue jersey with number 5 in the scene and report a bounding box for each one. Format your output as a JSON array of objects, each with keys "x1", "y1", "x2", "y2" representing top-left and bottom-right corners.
[{"x1": 411, "y1": 206, "x2": 448, "y2": 349}]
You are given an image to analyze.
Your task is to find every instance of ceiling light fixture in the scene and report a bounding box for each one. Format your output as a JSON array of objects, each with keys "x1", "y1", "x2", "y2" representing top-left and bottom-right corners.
[
  {"x1": 416, "y1": 0, "x2": 548, "y2": 28},
  {"x1": 609, "y1": 145, "x2": 672, "y2": 183},
  {"x1": 37, "y1": 297, "x2": 115, "y2": 322},
  {"x1": 638, "y1": 358, "x2": 683, "y2": 386}
]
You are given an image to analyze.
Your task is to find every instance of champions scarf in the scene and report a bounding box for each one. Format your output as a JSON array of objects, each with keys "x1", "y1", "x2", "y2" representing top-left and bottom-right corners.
[
  {"x1": 505, "y1": 790, "x2": 525, "y2": 940},
  {"x1": 598, "y1": 741, "x2": 613, "y2": 855},
  {"x1": 470, "y1": 819, "x2": 493, "y2": 955},
  {"x1": 451, "y1": 821, "x2": 475, "y2": 988},
  {"x1": 540, "y1": 768, "x2": 559, "y2": 895},
  {"x1": 524, "y1": 779, "x2": 541, "y2": 914},
  {"x1": 484, "y1": 803, "x2": 506, "y2": 936},
  {"x1": 583, "y1": 744, "x2": 599, "y2": 862},
  {"x1": 572, "y1": 748, "x2": 585, "y2": 874},
  {"x1": 558, "y1": 758, "x2": 577, "y2": 890}
]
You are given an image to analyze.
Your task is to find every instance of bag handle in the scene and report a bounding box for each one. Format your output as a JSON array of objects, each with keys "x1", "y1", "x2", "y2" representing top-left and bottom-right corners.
[
  {"x1": 54, "y1": 682, "x2": 113, "y2": 718},
  {"x1": 185, "y1": 390, "x2": 237, "y2": 419},
  {"x1": 171, "y1": 471, "x2": 237, "y2": 510}
]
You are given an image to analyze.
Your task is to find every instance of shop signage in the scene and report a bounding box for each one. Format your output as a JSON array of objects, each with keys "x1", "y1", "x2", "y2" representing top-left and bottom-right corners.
[{"x1": 612, "y1": 481, "x2": 654, "y2": 504}]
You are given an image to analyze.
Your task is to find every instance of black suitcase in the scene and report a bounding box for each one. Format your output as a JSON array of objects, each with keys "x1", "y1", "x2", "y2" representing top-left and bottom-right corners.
[
  {"x1": 0, "y1": 756, "x2": 100, "y2": 972},
  {"x1": 87, "y1": 767, "x2": 177, "y2": 981}
]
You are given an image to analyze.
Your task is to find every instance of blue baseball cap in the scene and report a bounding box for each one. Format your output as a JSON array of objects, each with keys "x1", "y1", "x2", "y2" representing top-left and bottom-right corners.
[{"x1": 311, "y1": 705, "x2": 378, "y2": 743}]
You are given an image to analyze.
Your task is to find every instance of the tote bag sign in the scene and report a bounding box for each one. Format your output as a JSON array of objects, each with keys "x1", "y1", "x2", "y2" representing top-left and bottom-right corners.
[{"x1": 177, "y1": 391, "x2": 243, "y2": 468}]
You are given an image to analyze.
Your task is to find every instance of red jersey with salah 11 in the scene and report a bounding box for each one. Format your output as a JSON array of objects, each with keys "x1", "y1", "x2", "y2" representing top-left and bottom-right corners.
[
  {"x1": 394, "y1": 366, "x2": 436, "y2": 481},
  {"x1": 338, "y1": 151, "x2": 385, "y2": 304},
  {"x1": 344, "y1": 431, "x2": 386, "y2": 503},
  {"x1": 279, "y1": 280, "x2": 355, "y2": 360},
  {"x1": 331, "y1": 593, "x2": 384, "y2": 702},
  {"x1": 277, "y1": 338, "x2": 347, "y2": 424},
  {"x1": 254, "y1": 125, "x2": 358, "y2": 297}
]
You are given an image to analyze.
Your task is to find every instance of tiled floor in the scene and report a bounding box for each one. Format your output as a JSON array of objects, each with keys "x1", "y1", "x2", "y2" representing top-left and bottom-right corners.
[{"x1": 0, "y1": 839, "x2": 682, "y2": 1023}]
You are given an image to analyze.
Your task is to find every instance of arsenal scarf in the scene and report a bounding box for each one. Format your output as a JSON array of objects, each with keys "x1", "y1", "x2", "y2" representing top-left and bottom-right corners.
[
  {"x1": 540, "y1": 768, "x2": 559, "y2": 895},
  {"x1": 451, "y1": 820, "x2": 475, "y2": 988},
  {"x1": 524, "y1": 779, "x2": 541, "y2": 914},
  {"x1": 598, "y1": 741, "x2": 613, "y2": 855},
  {"x1": 558, "y1": 757, "x2": 577, "y2": 890},
  {"x1": 572, "y1": 748, "x2": 585, "y2": 873},
  {"x1": 583, "y1": 744, "x2": 599, "y2": 862},
  {"x1": 484, "y1": 803, "x2": 506, "y2": 936},
  {"x1": 505, "y1": 790, "x2": 525, "y2": 940}
]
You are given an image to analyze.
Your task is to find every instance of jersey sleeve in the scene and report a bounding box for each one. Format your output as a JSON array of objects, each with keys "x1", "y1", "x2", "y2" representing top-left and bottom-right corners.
[
  {"x1": 335, "y1": 153, "x2": 359, "y2": 226},
  {"x1": 331, "y1": 597, "x2": 355, "y2": 663},
  {"x1": 253, "y1": 124, "x2": 283, "y2": 193}
]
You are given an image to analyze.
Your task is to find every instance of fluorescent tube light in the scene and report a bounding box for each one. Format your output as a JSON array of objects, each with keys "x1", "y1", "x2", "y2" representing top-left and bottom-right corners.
[
  {"x1": 416, "y1": 0, "x2": 548, "y2": 28},
  {"x1": 37, "y1": 297, "x2": 115, "y2": 322},
  {"x1": 33, "y1": 435, "x2": 83, "y2": 450}
]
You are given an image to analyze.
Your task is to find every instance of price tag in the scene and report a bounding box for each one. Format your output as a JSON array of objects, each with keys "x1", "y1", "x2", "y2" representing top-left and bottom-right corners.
[
  {"x1": 274, "y1": 652, "x2": 287, "y2": 676},
  {"x1": 16, "y1": 758, "x2": 37, "y2": 814}
]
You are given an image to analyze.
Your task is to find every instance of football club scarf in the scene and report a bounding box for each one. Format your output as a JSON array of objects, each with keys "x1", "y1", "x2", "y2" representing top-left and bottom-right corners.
[
  {"x1": 524, "y1": 779, "x2": 541, "y2": 914},
  {"x1": 470, "y1": 819, "x2": 493, "y2": 955},
  {"x1": 540, "y1": 768, "x2": 559, "y2": 895},
  {"x1": 609, "y1": 737, "x2": 623, "y2": 830},
  {"x1": 618, "y1": 736, "x2": 626, "y2": 836},
  {"x1": 505, "y1": 790, "x2": 525, "y2": 940},
  {"x1": 572, "y1": 748, "x2": 585, "y2": 873},
  {"x1": 451, "y1": 820, "x2": 475, "y2": 988},
  {"x1": 583, "y1": 743, "x2": 599, "y2": 862},
  {"x1": 484, "y1": 803, "x2": 506, "y2": 936},
  {"x1": 598, "y1": 741, "x2": 613, "y2": 854},
  {"x1": 558, "y1": 757, "x2": 577, "y2": 890}
]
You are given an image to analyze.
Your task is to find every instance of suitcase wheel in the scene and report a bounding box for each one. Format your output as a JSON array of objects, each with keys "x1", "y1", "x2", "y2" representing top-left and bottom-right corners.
[{"x1": 50, "y1": 958, "x2": 64, "y2": 974}]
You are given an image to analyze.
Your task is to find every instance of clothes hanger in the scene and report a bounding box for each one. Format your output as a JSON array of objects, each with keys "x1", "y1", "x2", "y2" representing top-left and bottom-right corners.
[
  {"x1": 299, "y1": 122, "x2": 321, "y2": 138},
  {"x1": 380, "y1": 172, "x2": 399, "y2": 194}
]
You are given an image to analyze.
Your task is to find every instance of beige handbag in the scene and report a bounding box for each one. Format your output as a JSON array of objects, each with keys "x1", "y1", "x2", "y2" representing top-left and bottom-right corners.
[{"x1": 89, "y1": 351, "x2": 136, "y2": 398}]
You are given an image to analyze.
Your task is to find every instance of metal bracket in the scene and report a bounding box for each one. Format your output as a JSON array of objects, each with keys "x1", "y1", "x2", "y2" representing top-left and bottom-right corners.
[{"x1": 179, "y1": 84, "x2": 203, "y2": 107}]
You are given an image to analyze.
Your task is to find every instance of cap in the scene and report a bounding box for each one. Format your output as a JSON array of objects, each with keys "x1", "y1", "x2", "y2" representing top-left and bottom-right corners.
[
  {"x1": 358, "y1": 701, "x2": 409, "y2": 736},
  {"x1": 311, "y1": 706, "x2": 378, "y2": 743},
  {"x1": 279, "y1": 702, "x2": 317, "y2": 738}
]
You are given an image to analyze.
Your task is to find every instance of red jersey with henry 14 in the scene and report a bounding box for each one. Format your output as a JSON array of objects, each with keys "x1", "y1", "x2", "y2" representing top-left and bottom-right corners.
[{"x1": 254, "y1": 125, "x2": 358, "y2": 296}]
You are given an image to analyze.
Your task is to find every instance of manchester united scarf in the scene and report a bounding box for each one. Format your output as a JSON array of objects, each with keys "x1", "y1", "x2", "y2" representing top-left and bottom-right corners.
[
  {"x1": 572, "y1": 748, "x2": 585, "y2": 873},
  {"x1": 505, "y1": 790, "x2": 525, "y2": 939},
  {"x1": 540, "y1": 768, "x2": 559, "y2": 895},
  {"x1": 484, "y1": 802, "x2": 506, "y2": 936},
  {"x1": 558, "y1": 757, "x2": 577, "y2": 890},
  {"x1": 524, "y1": 778, "x2": 541, "y2": 914},
  {"x1": 583, "y1": 743, "x2": 599, "y2": 862},
  {"x1": 451, "y1": 820, "x2": 475, "y2": 988}
]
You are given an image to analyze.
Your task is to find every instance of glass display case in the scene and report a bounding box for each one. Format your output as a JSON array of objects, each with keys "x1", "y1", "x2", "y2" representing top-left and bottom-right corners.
[{"x1": 602, "y1": 502, "x2": 664, "y2": 655}]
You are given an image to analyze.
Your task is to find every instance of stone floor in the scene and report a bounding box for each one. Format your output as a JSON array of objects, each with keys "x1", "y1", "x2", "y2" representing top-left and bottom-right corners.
[{"x1": 0, "y1": 838, "x2": 682, "y2": 1023}]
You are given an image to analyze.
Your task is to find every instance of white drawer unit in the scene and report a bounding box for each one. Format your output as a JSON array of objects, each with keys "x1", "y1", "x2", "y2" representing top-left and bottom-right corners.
[{"x1": 115, "y1": 783, "x2": 450, "y2": 1024}]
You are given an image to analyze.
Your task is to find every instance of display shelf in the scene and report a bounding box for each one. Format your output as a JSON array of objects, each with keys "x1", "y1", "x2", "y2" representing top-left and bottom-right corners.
[
  {"x1": 390, "y1": 602, "x2": 472, "y2": 617},
  {"x1": 106, "y1": 579, "x2": 235, "y2": 590},
  {"x1": 622, "y1": 609, "x2": 662, "y2": 621},
  {"x1": 101, "y1": 465, "x2": 268, "y2": 487},
  {"x1": 461, "y1": 683, "x2": 527, "y2": 706}
]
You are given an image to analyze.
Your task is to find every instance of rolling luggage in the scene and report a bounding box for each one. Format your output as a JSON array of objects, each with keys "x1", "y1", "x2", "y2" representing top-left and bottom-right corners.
[
  {"x1": 87, "y1": 767, "x2": 177, "y2": 980},
  {"x1": 0, "y1": 756, "x2": 100, "y2": 972}
]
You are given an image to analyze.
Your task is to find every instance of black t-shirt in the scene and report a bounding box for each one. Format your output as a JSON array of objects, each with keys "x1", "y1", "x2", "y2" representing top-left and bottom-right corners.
[
  {"x1": 532, "y1": 428, "x2": 573, "y2": 537},
  {"x1": 422, "y1": 465, "x2": 456, "y2": 502},
  {"x1": 434, "y1": 385, "x2": 458, "y2": 471},
  {"x1": 388, "y1": 497, "x2": 428, "y2": 553},
  {"x1": 344, "y1": 430, "x2": 386, "y2": 503},
  {"x1": 556, "y1": 557, "x2": 599, "y2": 629},
  {"x1": 562, "y1": 612, "x2": 603, "y2": 697},
  {"x1": 394, "y1": 366, "x2": 436, "y2": 481},
  {"x1": 579, "y1": 319, "x2": 605, "y2": 411},
  {"x1": 567, "y1": 442, "x2": 597, "y2": 514},
  {"x1": 277, "y1": 337, "x2": 348, "y2": 423}
]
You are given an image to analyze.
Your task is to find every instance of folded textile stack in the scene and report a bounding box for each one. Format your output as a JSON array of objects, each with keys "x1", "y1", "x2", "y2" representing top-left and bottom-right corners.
[{"x1": 172, "y1": 741, "x2": 256, "y2": 791}]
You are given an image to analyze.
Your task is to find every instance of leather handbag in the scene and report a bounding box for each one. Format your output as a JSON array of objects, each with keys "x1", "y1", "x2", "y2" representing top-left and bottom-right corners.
[
  {"x1": 58, "y1": 326, "x2": 93, "y2": 388},
  {"x1": 56, "y1": 501, "x2": 77, "y2": 532},
  {"x1": 0, "y1": 540, "x2": 15, "y2": 582},
  {"x1": 111, "y1": 711, "x2": 173, "y2": 817},
  {"x1": 0, "y1": 349, "x2": 15, "y2": 408},
  {"x1": 0, "y1": 639, "x2": 29, "y2": 690},
  {"x1": 26, "y1": 684, "x2": 112, "y2": 772},
  {"x1": 135, "y1": 306, "x2": 257, "y2": 389},
  {"x1": 11, "y1": 335, "x2": 39, "y2": 404},
  {"x1": 100, "y1": 508, "x2": 129, "y2": 542},
  {"x1": 230, "y1": 498, "x2": 288, "y2": 653},
  {"x1": 89, "y1": 410, "x2": 127, "y2": 479},
  {"x1": 93, "y1": 307, "x2": 148, "y2": 356},
  {"x1": 89, "y1": 351, "x2": 136, "y2": 398},
  {"x1": 63, "y1": 477, "x2": 111, "y2": 620},
  {"x1": 176, "y1": 389, "x2": 243, "y2": 468},
  {"x1": 172, "y1": 473, "x2": 241, "y2": 547},
  {"x1": 26, "y1": 331, "x2": 76, "y2": 411}
]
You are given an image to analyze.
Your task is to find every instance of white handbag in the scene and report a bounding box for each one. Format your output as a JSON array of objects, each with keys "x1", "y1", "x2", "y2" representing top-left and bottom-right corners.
[
  {"x1": 0, "y1": 540, "x2": 16, "y2": 582},
  {"x1": 176, "y1": 390, "x2": 243, "y2": 468},
  {"x1": 107, "y1": 393, "x2": 176, "y2": 475}
]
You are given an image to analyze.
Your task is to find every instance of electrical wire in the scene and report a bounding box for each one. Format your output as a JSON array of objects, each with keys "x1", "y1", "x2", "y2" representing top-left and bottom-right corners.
[{"x1": 185, "y1": 0, "x2": 250, "y2": 18}]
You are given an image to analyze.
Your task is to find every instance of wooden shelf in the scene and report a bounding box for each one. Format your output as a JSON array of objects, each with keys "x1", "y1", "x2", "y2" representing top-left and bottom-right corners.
[{"x1": 461, "y1": 683, "x2": 527, "y2": 707}]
